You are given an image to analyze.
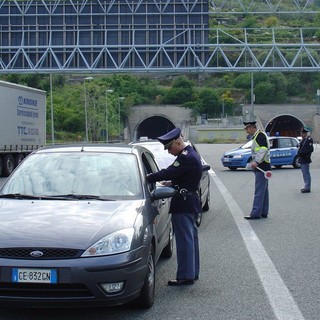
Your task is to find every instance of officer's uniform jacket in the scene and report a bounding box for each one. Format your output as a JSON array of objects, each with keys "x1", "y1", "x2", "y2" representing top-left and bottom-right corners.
[
  {"x1": 252, "y1": 130, "x2": 271, "y2": 171},
  {"x1": 298, "y1": 136, "x2": 314, "y2": 164},
  {"x1": 147, "y1": 145, "x2": 202, "y2": 214}
]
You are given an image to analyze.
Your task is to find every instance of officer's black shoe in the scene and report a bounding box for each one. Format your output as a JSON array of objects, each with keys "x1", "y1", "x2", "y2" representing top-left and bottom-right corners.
[
  {"x1": 301, "y1": 189, "x2": 311, "y2": 193},
  {"x1": 168, "y1": 279, "x2": 194, "y2": 286},
  {"x1": 244, "y1": 215, "x2": 260, "y2": 220}
]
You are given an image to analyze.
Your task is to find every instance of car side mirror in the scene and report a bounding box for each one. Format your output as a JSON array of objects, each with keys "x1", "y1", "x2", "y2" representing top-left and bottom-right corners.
[
  {"x1": 151, "y1": 186, "x2": 177, "y2": 201},
  {"x1": 202, "y1": 164, "x2": 210, "y2": 172}
]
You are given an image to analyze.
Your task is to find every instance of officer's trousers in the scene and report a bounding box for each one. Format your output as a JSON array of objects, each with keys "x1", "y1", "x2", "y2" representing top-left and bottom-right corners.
[
  {"x1": 300, "y1": 163, "x2": 311, "y2": 190},
  {"x1": 250, "y1": 170, "x2": 269, "y2": 218},
  {"x1": 172, "y1": 213, "x2": 199, "y2": 280}
]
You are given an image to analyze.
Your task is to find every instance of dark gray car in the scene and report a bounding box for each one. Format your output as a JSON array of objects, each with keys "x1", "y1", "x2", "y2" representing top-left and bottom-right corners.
[{"x1": 0, "y1": 144, "x2": 176, "y2": 308}]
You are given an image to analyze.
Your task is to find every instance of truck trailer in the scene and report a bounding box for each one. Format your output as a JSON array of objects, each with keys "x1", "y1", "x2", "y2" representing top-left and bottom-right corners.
[{"x1": 0, "y1": 80, "x2": 46, "y2": 177}]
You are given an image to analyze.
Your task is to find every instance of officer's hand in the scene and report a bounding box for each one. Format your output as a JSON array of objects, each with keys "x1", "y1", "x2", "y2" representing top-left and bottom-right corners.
[
  {"x1": 160, "y1": 180, "x2": 172, "y2": 187},
  {"x1": 251, "y1": 161, "x2": 258, "y2": 169}
]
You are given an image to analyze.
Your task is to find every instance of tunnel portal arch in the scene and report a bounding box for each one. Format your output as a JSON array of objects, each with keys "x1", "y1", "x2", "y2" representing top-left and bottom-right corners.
[
  {"x1": 265, "y1": 114, "x2": 305, "y2": 137},
  {"x1": 133, "y1": 116, "x2": 175, "y2": 141}
]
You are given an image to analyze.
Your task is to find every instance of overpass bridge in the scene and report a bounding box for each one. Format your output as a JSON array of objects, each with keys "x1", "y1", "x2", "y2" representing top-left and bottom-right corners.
[{"x1": 0, "y1": 0, "x2": 319, "y2": 74}]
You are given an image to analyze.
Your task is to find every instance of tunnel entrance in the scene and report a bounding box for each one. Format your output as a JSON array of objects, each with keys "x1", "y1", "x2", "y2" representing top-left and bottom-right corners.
[
  {"x1": 134, "y1": 116, "x2": 175, "y2": 140},
  {"x1": 265, "y1": 115, "x2": 305, "y2": 137}
]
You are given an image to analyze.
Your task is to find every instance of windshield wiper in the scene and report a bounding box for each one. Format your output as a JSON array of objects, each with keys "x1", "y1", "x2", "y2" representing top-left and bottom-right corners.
[
  {"x1": 0, "y1": 193, "x2": 47, "y2": 200},
  {"x1": 49, "y1": 194, "x2": 115, "y2": 201},
  {"x1": 0, "y1": 193, "x2": 114, "y2": 201}
]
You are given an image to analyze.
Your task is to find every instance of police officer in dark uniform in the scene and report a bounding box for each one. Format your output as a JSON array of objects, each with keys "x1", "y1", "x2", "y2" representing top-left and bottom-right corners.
[
  {"x1": 298, "y1": 127, "x2": 314, "y2": 193},
  {"x1": 146, "y1": 127, "x2": 202, "y2": 286}
]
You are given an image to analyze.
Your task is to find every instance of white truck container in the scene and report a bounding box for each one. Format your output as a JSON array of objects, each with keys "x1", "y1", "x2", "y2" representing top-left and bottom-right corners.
[{"x1": 0, "y1": 80, "x2": 46, "y2": 177}]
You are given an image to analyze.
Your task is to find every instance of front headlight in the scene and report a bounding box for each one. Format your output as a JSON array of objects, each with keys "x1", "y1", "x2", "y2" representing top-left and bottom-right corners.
[
  {"x1": 82, "y1": 228, "x2": 135, "y2": 257},
  {"x1": 233, "y1": 154, "x2": 243, "y2": 159}
]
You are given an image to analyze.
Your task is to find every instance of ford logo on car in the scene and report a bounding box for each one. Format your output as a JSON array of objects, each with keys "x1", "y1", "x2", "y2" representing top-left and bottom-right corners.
[{"x1": 30, "y1": 250, "x2": 44, "y2": 258}]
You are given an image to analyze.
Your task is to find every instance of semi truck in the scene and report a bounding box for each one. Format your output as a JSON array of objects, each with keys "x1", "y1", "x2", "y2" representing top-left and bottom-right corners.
[{"x1": 0, "y1": 80, "x2": 46, "y2": 177}]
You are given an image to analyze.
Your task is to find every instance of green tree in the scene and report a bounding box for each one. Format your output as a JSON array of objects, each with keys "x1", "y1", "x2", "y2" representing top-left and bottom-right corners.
[
  {"x1": 163, "y1": 76, "x2": 195, "y2": 104},
  {"x1": 255, "y1": 81, "x2": 274, "y2": 103}
]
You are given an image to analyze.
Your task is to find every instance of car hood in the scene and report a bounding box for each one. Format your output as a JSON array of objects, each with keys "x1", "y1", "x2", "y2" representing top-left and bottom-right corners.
[
  {"x1": 223, "y1": 147, "x2": 251, "y2": 157},
  {"x1": 0, "y1": 199, "x2": 145, "y2": 249}
]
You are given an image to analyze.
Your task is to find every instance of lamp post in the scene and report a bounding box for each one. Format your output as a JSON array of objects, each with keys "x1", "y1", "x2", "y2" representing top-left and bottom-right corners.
[
  {"x1": 250, "y1": 72, "x2": 255, "y2": 121},
  {"x1": 83, "y1": 76, "x2": 94, "y2": 142},
  {"x1": 221, "y1": 95, "x2": 225, "y2": 119},
  {"x1": 317, "y1": 89, "x2": 320, "y2": 115},
  {"x1": 118, "y1": 97, "x2": 125, "y2": 140},
  {"x1": 105, "y1": 89, "x2": 113, "y2": 142},
  {"x1": 49, "y1": 74, "x2": 55, "y2": 144}
]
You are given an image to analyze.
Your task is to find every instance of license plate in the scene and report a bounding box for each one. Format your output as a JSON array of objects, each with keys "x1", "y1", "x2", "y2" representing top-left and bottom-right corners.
[
  {"x1": 12, "y1": 268, "x2": 58, "y2": 284},
  {"x1": 223, "y1": 158, "x2": 230, "y2": 162}
]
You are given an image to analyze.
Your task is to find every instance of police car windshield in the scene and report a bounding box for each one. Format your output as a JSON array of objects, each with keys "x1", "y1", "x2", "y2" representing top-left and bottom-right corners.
[{"x1": 241, "y1": 141, "x2": 252, "y2": 149}]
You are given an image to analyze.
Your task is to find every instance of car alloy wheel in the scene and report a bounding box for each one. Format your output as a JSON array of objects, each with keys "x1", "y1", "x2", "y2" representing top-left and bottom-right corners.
[{"x1": 135, "y1": 245, "x2": 155, "y2": 308}]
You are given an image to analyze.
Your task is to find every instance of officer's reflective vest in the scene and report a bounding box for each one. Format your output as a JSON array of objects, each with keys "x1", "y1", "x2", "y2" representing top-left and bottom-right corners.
[{"x1": 252, "y1": 130, "x2": 270, "y2": 164}]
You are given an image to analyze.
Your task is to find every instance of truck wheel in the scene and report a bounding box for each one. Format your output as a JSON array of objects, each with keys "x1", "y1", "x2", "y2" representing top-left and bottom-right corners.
[
  {"x1": 0, "y1": 156, "x2": 3, "y2": 177},
  {"x1": 3, "y1": 154, "x2": 15, "y2": 177},
  {"x1": 14, "y1": 153, "x2": 25, "y2": 167}
]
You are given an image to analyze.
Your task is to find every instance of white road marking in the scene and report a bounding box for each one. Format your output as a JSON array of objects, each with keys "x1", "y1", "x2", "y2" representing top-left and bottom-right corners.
[{"x1": 209, "y1": 170, "x2": 305, "y2": 320}]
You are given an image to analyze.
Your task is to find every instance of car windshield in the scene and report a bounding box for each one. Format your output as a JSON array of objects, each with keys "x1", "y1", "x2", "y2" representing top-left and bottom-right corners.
[
  {"x1": 1, "y1": 152, "x2": 143, "y2": 200},
  {"x1": 241, "y1": 140, "x2": 252, "y2": 149}
]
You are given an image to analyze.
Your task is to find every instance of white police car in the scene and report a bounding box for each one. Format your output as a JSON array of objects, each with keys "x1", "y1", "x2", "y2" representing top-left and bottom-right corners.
[{"x1": 221, "y1": 136, "x2": 301, "y2": 170}]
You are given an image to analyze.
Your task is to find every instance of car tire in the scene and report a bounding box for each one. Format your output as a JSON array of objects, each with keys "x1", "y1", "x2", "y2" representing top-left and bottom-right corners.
[
  {"x1": 274, "y1": 165, "x2": 282, "y2": 169},
  {"x1": 195, "y1": 211, "x2": 202, "y2": 227},
  {"x1": 14, "y1": 153, "x2": 25, "y2": 167},
  {"x1": 202, "y1": 188, "x2": 210, "y2": 212},
  {"x1": 293, "y1": 156, "x2": 301, "y2": 169},
  {"x1": 161, "y1": 222, "x2": 174, "y2": 258},
  {"x1": 3, "y1": 154, "x2": 15, "y2": 177},
  {"x1": 228, "y1": 167, "x2": 238, "y2": 170},
  {"x1": 135, "y1": 244, "x2": 155, "y2": 309}
]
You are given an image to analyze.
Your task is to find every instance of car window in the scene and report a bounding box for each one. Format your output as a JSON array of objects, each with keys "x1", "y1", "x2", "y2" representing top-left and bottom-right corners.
[
  {"x1": 2, "y1": 152, "x2": 143, "y2": 199},
  {"x1": 141, "y1": 151, "x2": 160, "y2": 192},
  {"x1": 278, "y1": 138, "x2": 293, "y2": 148},
  {"x1": 141, "y1": 151, "x2": 159, "y2": 175},
  {"x1": 135, "y1": 142, "x2": 176, "y2": 169}
]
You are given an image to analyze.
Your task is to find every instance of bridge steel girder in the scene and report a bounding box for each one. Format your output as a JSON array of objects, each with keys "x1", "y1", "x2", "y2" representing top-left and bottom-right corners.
[
  {"x1": 1, "y1": 27, "x2": 320, "y2": 74},
  {"x1": 0, "y1": 0, "x2": 319, "y2": 74}
]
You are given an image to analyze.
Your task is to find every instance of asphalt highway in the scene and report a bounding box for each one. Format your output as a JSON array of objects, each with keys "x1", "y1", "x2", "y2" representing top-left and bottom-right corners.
[{"x1": 0, "y1": 143, "x2": 320, "y2": 320}]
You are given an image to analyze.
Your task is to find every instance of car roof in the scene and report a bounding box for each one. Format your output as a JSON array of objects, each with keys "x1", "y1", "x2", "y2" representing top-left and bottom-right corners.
[
  {"x1": 34, "y1": 143, "x2": 149, "y2": 155},
  {"x1": 269, "y1": 136, "x2": 297, "y2": 139}
]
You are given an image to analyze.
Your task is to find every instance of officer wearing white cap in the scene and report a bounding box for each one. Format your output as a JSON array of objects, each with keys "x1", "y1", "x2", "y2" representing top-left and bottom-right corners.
[
  {"x1": 298, "y1": 127, "x2": 314, "y2": 193},
  {"x1": 146, "y1": 127, "x2": 202, "y2": 286},
  {"x1": 243, "y1": 121, "x2": 271, "y2": 219}
]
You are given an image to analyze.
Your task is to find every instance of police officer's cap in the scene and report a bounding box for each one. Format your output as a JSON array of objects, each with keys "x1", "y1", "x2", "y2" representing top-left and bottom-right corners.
[
  {"x1": 157, "y1": 128, "x2": 181, "y2": 149},
  {"x1": 243, "y1": 121, "x2": 257, "y2": 129},
  {"x1": 301, "y1": 127, "x2": 310, "y2": 133}
]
